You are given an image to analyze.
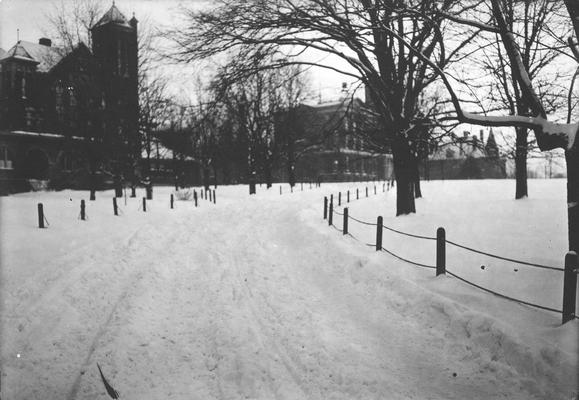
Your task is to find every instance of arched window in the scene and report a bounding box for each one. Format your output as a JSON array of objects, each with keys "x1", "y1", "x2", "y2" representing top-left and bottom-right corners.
[
  {"x1": 59, "y1": 153, "x2": 74, "y2": 171},
  {"x1": 0, "y1": 146, "x2": 14, "y2": 169}
]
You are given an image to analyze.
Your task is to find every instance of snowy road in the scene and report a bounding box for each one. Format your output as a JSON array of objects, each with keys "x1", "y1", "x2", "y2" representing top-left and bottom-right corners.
[{"x1": 1, "y1": 183, "x2": 577, "y2": 399}]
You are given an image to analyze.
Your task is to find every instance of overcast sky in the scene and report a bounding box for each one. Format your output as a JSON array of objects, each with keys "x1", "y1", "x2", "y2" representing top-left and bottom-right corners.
[{"x1": 0, "y1": 0, "x2": 352, "y2": 102}]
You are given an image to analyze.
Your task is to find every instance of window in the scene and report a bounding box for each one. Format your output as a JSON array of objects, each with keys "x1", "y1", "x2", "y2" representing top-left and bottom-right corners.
[
  {"x1": 67, "y1": 86, "x2": 77, "y2": 107},
  {"x1": 59, "y1": 153, "x2": 74, "y2": 171},
  {"x1": 0, "y1": 146, "x2": 14, "y2": 169},
  {"x1": 55, "y1": 81, "x2": 65, "y2": 118}
]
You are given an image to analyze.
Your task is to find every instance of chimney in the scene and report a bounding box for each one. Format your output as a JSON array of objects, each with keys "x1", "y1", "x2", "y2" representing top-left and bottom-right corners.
[
  {"x1": 479, "y1": 129, "x2": 484, "y2": 142},
  {"x1": 38, "y1": 38, "x2": 52, "y2": 47}
]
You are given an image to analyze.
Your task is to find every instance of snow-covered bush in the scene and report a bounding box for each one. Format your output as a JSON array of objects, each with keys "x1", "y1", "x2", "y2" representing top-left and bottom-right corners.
[{"x1": 174, "y1": 189, "x2": 193, "y2": 201}]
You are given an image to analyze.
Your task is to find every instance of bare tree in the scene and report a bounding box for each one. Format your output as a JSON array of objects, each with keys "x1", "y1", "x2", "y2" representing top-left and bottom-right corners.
[
  {"x1": 168, "y1": 0, "x2": 479, "y2": 215},
  {"x1": 474, "y1": 0, "x2": 572, "y2": 199},
  {"x1": 433, "y1": 0, "x2": 578, "y2": 252},
  {"x1": 208, "y1": 55, "x2": 307, "y2": 192},
  {"x1": 45, "y1": 0, "x2": 105, "y2": 51}
]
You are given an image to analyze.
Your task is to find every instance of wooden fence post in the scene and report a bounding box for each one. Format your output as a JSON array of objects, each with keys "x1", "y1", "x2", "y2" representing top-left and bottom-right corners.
[
  {"x1": 330, "y1": 194, "x2": 333, "y2": 207},
  {"x1": 113, "y1": 197, "x2": 118, "y2": 216},
  {"x1": 347, "y1": 190, "x2": 350, "y2": 203},
  {"x1": 80, "y1": 200, "x2": 86, "y2": 221},
  {"x1": 436, "y1": 227, "x2": 446, "y2": 276},
  {"x1": 301, "y1": 182, "x2": 303, "y2": 191},
  {"x1": 142, "y1": 197, "x2": 147, "y2": 212},
  {"x1": 562, "y1": 251, "x2": 578, "y2": 324},
  {"x1": 383, "y1": 183, "x2": 385, "y2": 192},
  {"x1": 170, "y1": 194, "x2": 174, "y2": 209},
  {"x1": 213, "y1": 190, "x2": 216, "y2": 204},
  {"x1": 374, "y1": 185, "x2": 376, "y2": 195},
  {"x1": 343, "y1": 208, "x2": 349, "y2": 235},
  {"x1": 338, "y1": 192, "x2": 341, "y2": 206},
  {"x1": 356, "y1": 188, "x2": 359, "y2": 200},
  {"x1": 194, "y1": 190, "x2": 198, "y2": 207},
  {"x1": 366, "y1": 187, "x2": 368, "y2": 197},
  {"x1": 376, "y1": 216, "x2": 383, "y2": 251},
  {"x1": 280, "y1": 186, "x2": 282, "y2": 195},
  {"x1": 323, "y1": 196, "x2": 328, "y2": 220},
  {"x1": 209, "y1": 190, "x2": 212, "y2": 202},
  {"x1": 38, "y1": 203, "x2": 45, "y2": 228},
  {"x1": 328, "y1": 200, "x2": 333, "y2": 226}
]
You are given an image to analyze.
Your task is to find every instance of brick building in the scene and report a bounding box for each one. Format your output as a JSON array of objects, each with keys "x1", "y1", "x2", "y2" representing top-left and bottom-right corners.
[
  {"x1": 280, "y1": 97, "x2": 394, "y2": 183},
  {"x1": 0, "y1": 4, "x2": 139, "y2": 194}
]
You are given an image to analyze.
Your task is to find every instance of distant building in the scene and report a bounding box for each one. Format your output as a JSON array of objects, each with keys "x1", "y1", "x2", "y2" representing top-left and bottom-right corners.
[
  {"x1": 278, "y1": 96, "x2": 394, "y2": 183},
  {"x1": 422, "y1": 129, "x2": 507, "y2": 180},
  {"x1": 0, "y1": 3, "x2": 139, "y2": 194}
]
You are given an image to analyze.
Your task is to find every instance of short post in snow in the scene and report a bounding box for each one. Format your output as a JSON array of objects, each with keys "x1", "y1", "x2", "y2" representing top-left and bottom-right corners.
[
  {"x1": 170, "y1": 194, "x2": 174, "y2": 209},
  {"x1": 347, "y1": 190, "x2": 350, "y2": 203},
  {"x1": 209, "y1": 190, "x2": 212, "y2": 202},
  {"x1": 330, "y1": 194, "x2": 333, "y2": 207},
  {"x1": 323, "y1": 196, "x2": 328, "y2": 220},
  {"x1": 37, "y1": 203, "x2": 45, "y2": 228},
  {"x1": 383, "y1": 183, "x2": 385, "y2": 192},
  {"x1": 113, "y1": 197, "x2": 118, "y2": 216},
  {"x1": 280, "y1": 186, "x2": 282, "y2": 195},
  {"x1": 356, "y1": 188, "x2": 359, "y2": 200},
  {"x1": 343, "y1": 208, "x2": 349, "y2": 235},
  {"x1": 291, "y1": 186, "x2": 293, "y2": 193},
  {"x1": 80, "y1": 200, "x2": 86, "y2": 221},
  {"x1": 374, "y1": 185, "x2": 376, "y2": 195},
  {"x1": 301, "y1": 182, "x2": 303, "y2": 191},
  {"x1": 562, "y1": 251, "x2": 578, "y2": 324},
  {"x1": 194, "y1": 190, "x2": 198, "y2": 207},
  {"x1": 142, "y1": 197, "x2": 147, "y2": 212},
  {"x1": 366, "y1": 187, "x2": 368, "y2": 197},
  {"x1": 376, "y1": 216, "x2": 383, "y2": 251},
  {"x1": 201, "y1": 189, "x2": 204, "y2": 200},
  {"x1": 338, "y1": 192, "x2": 341, "y2": 206},
  {"x1": 436, "y1": 227, "x2": 446, "y2": 276},
  {"x1": 328, "y1": 200, "x2": 333, "y2": 226},
  {"x1": 213, "y1": 190, "x2": 216, "y2": 204}
]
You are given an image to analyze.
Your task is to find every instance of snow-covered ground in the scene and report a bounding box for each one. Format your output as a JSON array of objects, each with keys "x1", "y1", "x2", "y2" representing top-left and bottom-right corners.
[{"x1": 0, "y1": 179, "x2": 577, "y2": 400}]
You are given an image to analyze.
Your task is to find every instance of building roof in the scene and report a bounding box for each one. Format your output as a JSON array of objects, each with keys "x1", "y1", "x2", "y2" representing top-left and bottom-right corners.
[
  {"x1": 0, "y1": 40, "x2": 65, "y2": 72},
  {"x1": 93, "y1": 4, "x2": 132, "y2": 29}
]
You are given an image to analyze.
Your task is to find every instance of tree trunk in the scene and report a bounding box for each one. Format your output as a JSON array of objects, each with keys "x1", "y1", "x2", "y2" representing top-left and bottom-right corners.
[
  {"x1": 264, "y1": 156, "x2": 273, "y2": 189},
  {"x1": 515, "y1": 127, "x2": 528, "y2": 199},
  {"x1": 249, "y1": 171, "x2": 256, "y2": 195},
  {"x1": 392, "y1": 137, "x2": 416, "y2": 216},
  {"x1": 114, "y1": 176, "x2": 123, "y2": 198},
  {"x1": 203, "y1": 166, "x2": 210, "y2": 191},
  {"x1": 413, "y1": 160, "x2": 422, "y2": 199},
  {"x1": 566, "y1": 148, "x2": 579, "y2": 252},
  {"x1": 288, "y1": 164, "x2": 296, "y2": 188}
]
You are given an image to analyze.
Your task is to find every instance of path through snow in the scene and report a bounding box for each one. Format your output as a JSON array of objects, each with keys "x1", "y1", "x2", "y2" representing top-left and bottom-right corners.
[{"x1": 1, "y1": 182, "x2": 577, "y2": 399}]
